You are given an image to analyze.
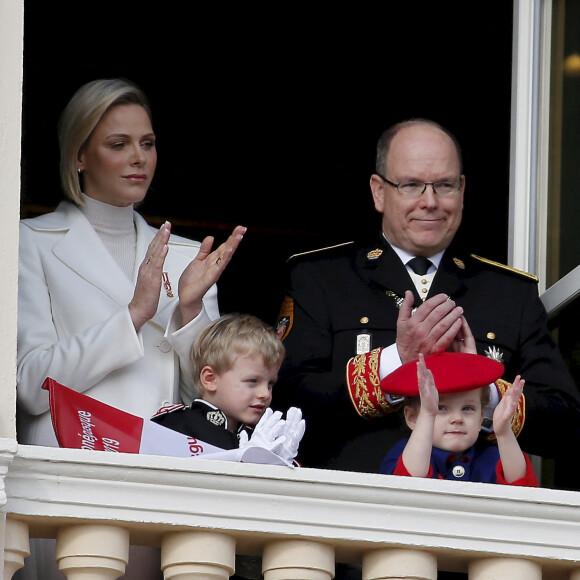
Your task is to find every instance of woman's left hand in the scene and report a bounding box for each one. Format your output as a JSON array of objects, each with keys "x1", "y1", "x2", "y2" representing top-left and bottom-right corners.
[{"x1": 178, "y1": 225, "x2": 246, "y2": 325}]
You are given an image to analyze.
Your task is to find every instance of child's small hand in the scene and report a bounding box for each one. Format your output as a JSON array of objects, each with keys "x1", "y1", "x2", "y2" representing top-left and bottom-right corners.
[
  {"x1": 493, "y1": 375, "x2": 525, "y2": 437},
  {"x1": 417, "y1": 353, "x2": 439, "y2": 416}
]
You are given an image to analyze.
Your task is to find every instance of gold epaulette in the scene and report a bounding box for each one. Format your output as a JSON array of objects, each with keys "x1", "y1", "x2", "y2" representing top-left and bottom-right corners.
[
  {"x1": 289, "y1": 241, "x2": 354, "y2": 260},
  {"x1": 470, "y1": 254, "x2": 538, "y2": 282}
]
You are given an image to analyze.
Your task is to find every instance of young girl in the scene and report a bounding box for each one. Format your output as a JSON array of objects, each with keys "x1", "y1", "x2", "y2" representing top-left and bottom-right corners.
[{"x1": 380, "y1": 352, "x2": 537, "y2": 486}]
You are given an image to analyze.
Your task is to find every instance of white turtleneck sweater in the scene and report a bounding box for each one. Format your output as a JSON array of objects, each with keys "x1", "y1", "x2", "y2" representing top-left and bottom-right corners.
[{"x1": 79, "y1": 193, "x2": 137, "y2": 279}]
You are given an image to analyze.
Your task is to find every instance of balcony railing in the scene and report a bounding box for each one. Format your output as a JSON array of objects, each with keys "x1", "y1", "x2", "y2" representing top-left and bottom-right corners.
[{"x1": 3, "y1": 438, "x2": 580, "y2": 579}]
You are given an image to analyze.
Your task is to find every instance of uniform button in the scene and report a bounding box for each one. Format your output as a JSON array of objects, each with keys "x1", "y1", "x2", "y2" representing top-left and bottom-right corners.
[
  {"x1": 487, "y1": 332, "x2": 496, "y2": 340},
  {"x1": 421, "y1": 278, "x2": 427, "y2": 284},
  {"x1": 360, "y1": 317, "x2": 369, "y2": 324},
  {"x1": 421, "y1": 287, "x2": 428, "y2": 293},
  {"x1": 159, "y1": 339, "x2": 172, "y2": 353},
  {"x1": 452, "y1": 465, "x2": 465, "y2": 478}
]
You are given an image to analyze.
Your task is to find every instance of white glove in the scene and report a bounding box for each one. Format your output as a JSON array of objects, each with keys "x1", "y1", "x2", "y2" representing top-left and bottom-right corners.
[
  {"x1": 238, "y1": 408, "x2": 287, "y2": 454},
  {"x1": 277, "y1": 407, "x2": 305, "y2": 464}
]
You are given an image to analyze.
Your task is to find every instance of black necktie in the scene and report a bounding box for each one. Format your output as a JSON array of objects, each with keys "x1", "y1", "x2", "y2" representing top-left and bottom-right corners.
[{"x1": 407, "y1": 256, "x2": 432, "y2": 276}]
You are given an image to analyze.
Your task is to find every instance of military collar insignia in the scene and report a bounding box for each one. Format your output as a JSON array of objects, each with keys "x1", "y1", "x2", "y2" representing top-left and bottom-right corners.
[
  {"x1": 193, "y1": 399, "x2": 229, "y2": 428},
  {"x1": 367, "y1": 248, "x2": 383, "y2": 260},
  {"x1": 206, "y1": 408, "x2": 227, "y2": 427}
]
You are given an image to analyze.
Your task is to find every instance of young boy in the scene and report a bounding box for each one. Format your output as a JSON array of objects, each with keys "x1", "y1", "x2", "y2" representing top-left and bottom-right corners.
[
  {"x1": 151, "y1": 313, "x2": 303, "y2": 462},
  {"x1": 379, "y1": 351, "x2": 537, "y2": 486}
]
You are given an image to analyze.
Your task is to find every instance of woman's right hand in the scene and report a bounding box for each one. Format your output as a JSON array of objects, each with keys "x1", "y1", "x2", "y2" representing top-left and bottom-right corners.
[
  {"x1": 128, "y1": 221, "x2": 171, "y2": 331},
  {"x1": 177, "y1": 225, "x2": 246, "y2": 326}
]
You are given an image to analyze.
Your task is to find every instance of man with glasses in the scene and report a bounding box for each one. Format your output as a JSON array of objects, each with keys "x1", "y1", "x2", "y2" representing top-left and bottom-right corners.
[{"x1": 273, "y1": 118, "x2": 580, "y2": 477}]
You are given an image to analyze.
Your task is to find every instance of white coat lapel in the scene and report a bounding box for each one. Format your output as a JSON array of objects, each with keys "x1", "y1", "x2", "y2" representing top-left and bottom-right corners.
[{"x1": 52, "y1": 210, "x2": 135, "y2": 305}]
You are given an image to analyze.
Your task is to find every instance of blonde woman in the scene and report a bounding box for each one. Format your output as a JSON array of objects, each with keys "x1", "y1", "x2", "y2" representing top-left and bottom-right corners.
[{"x1": 16, "y1": 78, "x2": 245, "y2": 580}]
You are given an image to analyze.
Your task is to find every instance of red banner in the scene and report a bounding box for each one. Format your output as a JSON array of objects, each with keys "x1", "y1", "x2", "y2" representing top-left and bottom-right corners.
[{"x1": 41, "y1": 377, "x2": 289, "y2": 465}]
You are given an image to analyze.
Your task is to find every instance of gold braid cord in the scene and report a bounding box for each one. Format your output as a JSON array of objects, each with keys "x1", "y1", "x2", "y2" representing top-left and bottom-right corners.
[
  {"x1": 481, "y1": 378, "x2": 526, "y2": 442},
  {"x1": 346, "y1": 348, "x2": 400, "y2": 419}
]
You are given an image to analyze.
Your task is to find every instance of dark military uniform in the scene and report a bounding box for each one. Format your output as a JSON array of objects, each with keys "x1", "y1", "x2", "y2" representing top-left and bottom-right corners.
[
  {"x1": 151, "y1": 400, "x2": 245, "y2": 449},
  {"x1": 273, "y1": 235, "x2": 580, "y2": 474}
]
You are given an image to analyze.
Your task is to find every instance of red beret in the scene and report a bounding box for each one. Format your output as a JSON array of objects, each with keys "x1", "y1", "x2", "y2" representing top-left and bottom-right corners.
[{"x1": 380, "y1": 351, "x2": 504, "y2": 397}]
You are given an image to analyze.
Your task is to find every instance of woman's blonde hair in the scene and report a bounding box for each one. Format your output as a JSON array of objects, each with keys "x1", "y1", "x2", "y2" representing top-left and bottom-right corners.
[
  {"x1": 191, "y1": 313, "x2": 286, "y2": 396},
  {"x1": 57, "y1": 78, "x2": 152, "y2": 205}
]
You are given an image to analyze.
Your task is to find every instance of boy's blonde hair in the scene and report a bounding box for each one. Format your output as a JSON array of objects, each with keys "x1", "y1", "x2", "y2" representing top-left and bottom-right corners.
[{"x1": 191, "y1": 313, "x2": 285, "y2": 396}]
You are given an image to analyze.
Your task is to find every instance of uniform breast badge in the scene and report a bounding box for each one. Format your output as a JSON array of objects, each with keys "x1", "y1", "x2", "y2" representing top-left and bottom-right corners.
[
  {"x1": 356, "y1": 317, "x2": 372, "y2": 354},
  {"x1": 356, "y1": 333, "x2": 371, "y2": 354},
  {"x1": 386, "y1": 290, "x2": 418, "y2": 316},
  {"x1": 484, "y1": 345, "x2": 504, "y2": 363}
]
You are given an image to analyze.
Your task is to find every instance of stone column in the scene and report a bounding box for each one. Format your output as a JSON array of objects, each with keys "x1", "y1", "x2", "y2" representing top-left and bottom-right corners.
[
  {"x1": 468, "y1": 557, "x2": 541, "y2": 580},
  {"x1": 56, "y1": 524, "x2": 129, "y2": 580},
  {"x1": 161, "y1": 531, "x2": 235, "y2": 580},
  {"x1": 262, "y1": 539, "x2": 334, "y2": 580},
  {"x1": 4, "y1": 518, "x2": 29, "y2": 580},
  {"x1": 362, "y1": 548, "x2": 437, "y2": 580}
]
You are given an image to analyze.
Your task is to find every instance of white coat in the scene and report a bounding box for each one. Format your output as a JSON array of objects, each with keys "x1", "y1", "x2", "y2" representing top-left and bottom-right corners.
[{"x1": 17, "y1": 201, "x2": 219, "y2": 447}]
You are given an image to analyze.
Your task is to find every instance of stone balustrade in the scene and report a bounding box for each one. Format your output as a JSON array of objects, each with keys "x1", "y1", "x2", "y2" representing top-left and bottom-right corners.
[{"x1": 2, "y1": 440, "x2": 580, "y2": 579}]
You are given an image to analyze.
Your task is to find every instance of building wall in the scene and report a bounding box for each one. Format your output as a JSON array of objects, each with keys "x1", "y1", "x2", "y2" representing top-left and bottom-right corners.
[{"x1": 0, "y1": 0, "x2": 24, "y2": 440}]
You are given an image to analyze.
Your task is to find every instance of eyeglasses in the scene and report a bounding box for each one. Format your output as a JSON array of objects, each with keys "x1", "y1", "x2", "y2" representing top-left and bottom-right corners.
[{"x1": 376, "y1": 173, "x2": 462, "y2": 198}]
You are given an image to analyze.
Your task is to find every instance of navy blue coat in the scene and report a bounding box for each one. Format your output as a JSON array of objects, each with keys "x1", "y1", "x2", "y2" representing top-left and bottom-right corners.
[{"x1": 380, "y1": 439, "x2": 538, "y2": 486}]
